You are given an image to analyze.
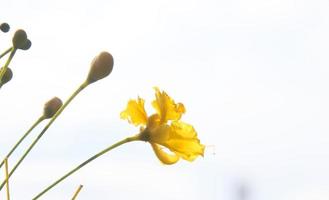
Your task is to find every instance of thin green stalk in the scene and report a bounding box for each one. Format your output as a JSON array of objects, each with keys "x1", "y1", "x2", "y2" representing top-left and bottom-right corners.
[
  {"x1": 4, "y1": 158, "x2": 10, "y2": 200},
  {"x1": 0, "y1": 47, "x2": 12, "y2": 60},
  {"x1": 0, "y1": 116, "x2": 45, "y2": 169},
  {"x1": 33, "y1": 135, "x2": 139, "y2": 200},
  {"x1": 71, "y1": 185, "x2": 83, "y2": 200},
  {"x1": 0, "y1": 81, "x2": 89, "y2": 191},
  {"x1": 0, "y1": 48, "x2": 16, "y2": 85}
]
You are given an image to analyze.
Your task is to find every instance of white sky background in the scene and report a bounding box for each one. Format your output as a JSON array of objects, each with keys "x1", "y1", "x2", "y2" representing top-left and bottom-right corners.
[{"x1": 1, "y1": 0, "x2": 329, "y2": 199}]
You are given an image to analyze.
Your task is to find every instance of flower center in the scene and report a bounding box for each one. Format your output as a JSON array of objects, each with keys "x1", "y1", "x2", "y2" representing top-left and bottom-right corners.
[{"x1": 138, "y1": 129, "x2": 151, "y2": 142}]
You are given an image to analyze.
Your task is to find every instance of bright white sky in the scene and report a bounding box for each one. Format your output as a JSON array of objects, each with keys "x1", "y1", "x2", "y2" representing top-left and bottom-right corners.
[{"x1": 1, "y1": 0, "x2": 329, "y2": 199}]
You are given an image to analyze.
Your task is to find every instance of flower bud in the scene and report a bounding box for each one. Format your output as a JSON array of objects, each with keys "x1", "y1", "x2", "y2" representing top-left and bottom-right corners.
[
  {"x1": 43, "y1": 97, "x2": 63, "y2": 119},
  {"x1": 12, "y1": 29, "x2": 28, "y2": 49},
  {"x1": 0, "y1": 67, "x2": 13, "y2": 85},
  {"x1": 19, "y1": 39, "x2": 32, "y2": 50},
  {"x1": 86, "y1": 51, "x2": 113, "y2": 84},
  {"x1": 0, "y1": 23, "x2": 10, "y2": 33}
]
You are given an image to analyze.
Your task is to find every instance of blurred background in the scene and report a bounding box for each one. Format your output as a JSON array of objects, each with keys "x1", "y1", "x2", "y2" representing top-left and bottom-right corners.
[{"x1": 1, "y1": 0, "x2": 329, "y2": 199}]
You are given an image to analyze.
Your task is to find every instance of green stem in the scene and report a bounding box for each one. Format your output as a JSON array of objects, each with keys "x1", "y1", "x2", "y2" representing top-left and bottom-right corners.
[
  {"x1": 0, "y1": 81, "x2": 89, "y2": 191},
  {"x1": 0, "y1": 47, "x2": 12, "y2": 60},
  {"x1": 0, "y1": 48, "x2": 16, "y2": 85},
  {"x1": 4, "y1": 158, "x2": 10, "y2": 200},
  {"x1": 32, "y1": 135, "x2": 139, "y2": 200},
  {"x1": 71, "y1": 185, "x2": 83, "y2": 200},
  {"x1": 0, "y1": 116, "x2": 45, "y2": 170}
]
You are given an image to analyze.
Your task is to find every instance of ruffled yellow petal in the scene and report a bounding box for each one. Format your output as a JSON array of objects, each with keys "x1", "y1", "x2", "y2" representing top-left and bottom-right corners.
[
  {"x1": 150, "y1": 143, "x2": 179, "y2": 165},
  {"x1": 120, "y1": 97, "x2": 147, "y2": 126},
  {"x1": 146, "y1": 121, "x2": 204, "y2": 162},
  {"x1": 170, "y1": 122, "x2": 204, "y2": 158},
  {"x1": 165, "y1": 139, "x2": 204, "y2": 161},
  {"x1": 169, "y1": 121, "x2": 199, "y2": 140},
  {"x1": 152, "y1": 87, "x2": 186, "y2": 123}
]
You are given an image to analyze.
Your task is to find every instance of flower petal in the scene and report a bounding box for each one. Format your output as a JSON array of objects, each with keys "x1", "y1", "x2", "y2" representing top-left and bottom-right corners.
[
  {"x1": 169, "y1": 121, "x2": 198, "y2": 139},
  {"x1": 165, "y1": 139, "x2": 205, "y2": 161},
  {"x1": 147, "y1": 121, "x2": 205, "y2": 162},
  {"x1": 165, "y1": 121, "x2": 205, "y2": 161},
  {"x1": 150, "y1": 143, "x2": 179, "y2": 165},
  {"x1": 145, "y1": 122, "x2": 171, "y2": 145},
  {"x1": 152, "y1": 87, "x2": 185, "y2": 123},
  {"x1": 120, "y1": 97, "x2": 148, "y2": 126},
  {"x1": 146, "y1": 114, "x2": 161, "y2": 130}
]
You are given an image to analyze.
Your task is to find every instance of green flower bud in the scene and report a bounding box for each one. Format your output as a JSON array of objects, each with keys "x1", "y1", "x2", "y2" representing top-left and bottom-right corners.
[
  {"x1": 86, "y1": 51, "x2": 113, "y2": 84},
  {"x1": 0, "y1": 23, "x2": 10, "y2": 33},
  {"x1": 43, "y1": 97, "x2": 63, "y2": 119},
  {"x1": 12, "y1": 29, "x2": 28, "y2": 49},
  {"x1": 0, "y1": 67, "x2": 13, "y2": 85}
]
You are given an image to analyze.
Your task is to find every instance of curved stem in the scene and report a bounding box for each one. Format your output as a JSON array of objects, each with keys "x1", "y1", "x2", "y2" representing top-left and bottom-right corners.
[
  {"x1": 0, "y1": 81, "x2": 89, "y2": 191},
  {"x1": 32, "y1": 135, "x2": 139, "y2": 200},
  {"x1": 0, "y1": 47, "x2": 12, "y2": 60},
  {"x1": 0, "y1": 48, "x2": 16, "y2": 85},
  {"x1": 0, "y1": 116, "x2": 45, "y2": 169}
]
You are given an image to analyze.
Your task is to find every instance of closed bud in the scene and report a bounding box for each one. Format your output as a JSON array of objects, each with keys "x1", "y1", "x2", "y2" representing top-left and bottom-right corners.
[
  {"x1": 20, "y1": 39, "x2": 32, "y2": 50},
  {"x1": 0, "y1": 67, "x2": 13, "y2": 85},
  {"x1": 43, "y1": 97, "x2": 63, "y2": 119},
  {"x1": 12, "y1": 29, "x2": 28, "y2": 49},
  {"x1": 0, "y1": 23, "x2": 10, "y2": 33},
  {"x1": 86, "y1": 51, "x2": 113, "y2": 84}
]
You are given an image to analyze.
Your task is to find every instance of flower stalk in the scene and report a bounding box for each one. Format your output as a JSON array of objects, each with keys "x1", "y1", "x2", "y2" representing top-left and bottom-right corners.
[
  {"x1": 0, "y1": 47, "x2": 12, "y2": 60},
  {"x1": 32, "y1": 135, "x2": 139, "y2": 199},
  {"x1": 0, "y1": 97, "x2": 61, "y2": 169},
  {"x1": 0, "y1": 81, "x2": 88, "y2": 191},
  {"x1": 0, "y1": 116, "x2": 45, "y2": 170},
  {"x1": 4, "y1": 158, "x2": 10, "y2": 200},
  {"x1": 0, "y1": 51, "x2": 113, "y2": 191},
  {"x1": 71, "y1": 185, "x2": 83, "y2": 200}
]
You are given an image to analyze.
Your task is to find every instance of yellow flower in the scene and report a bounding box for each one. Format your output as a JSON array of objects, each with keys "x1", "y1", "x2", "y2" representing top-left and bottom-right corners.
[{"x1": 121, "y1": 87, "x2": 205, "y2": 164}]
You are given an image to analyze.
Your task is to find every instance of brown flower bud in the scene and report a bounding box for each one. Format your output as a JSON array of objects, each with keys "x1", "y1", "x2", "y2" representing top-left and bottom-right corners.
[
  {"x1": 0, "y1": 23, "x2": 10, "y2": 33},
  {"x1": 43, "y1": 97, "x2": 63, "y2": 119},
  {"x1": 20, "y1": 39, "x2": 32, "y2": 50},
  {"x1": 12, "y1": 29, "x2": 28, "y2": 49},
  {"x1": 0, "y1": 67, "x2": 13, "y2": 85},
  {"x1": 86, "y1": 51, "x2": 113, "y2": 84}
]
